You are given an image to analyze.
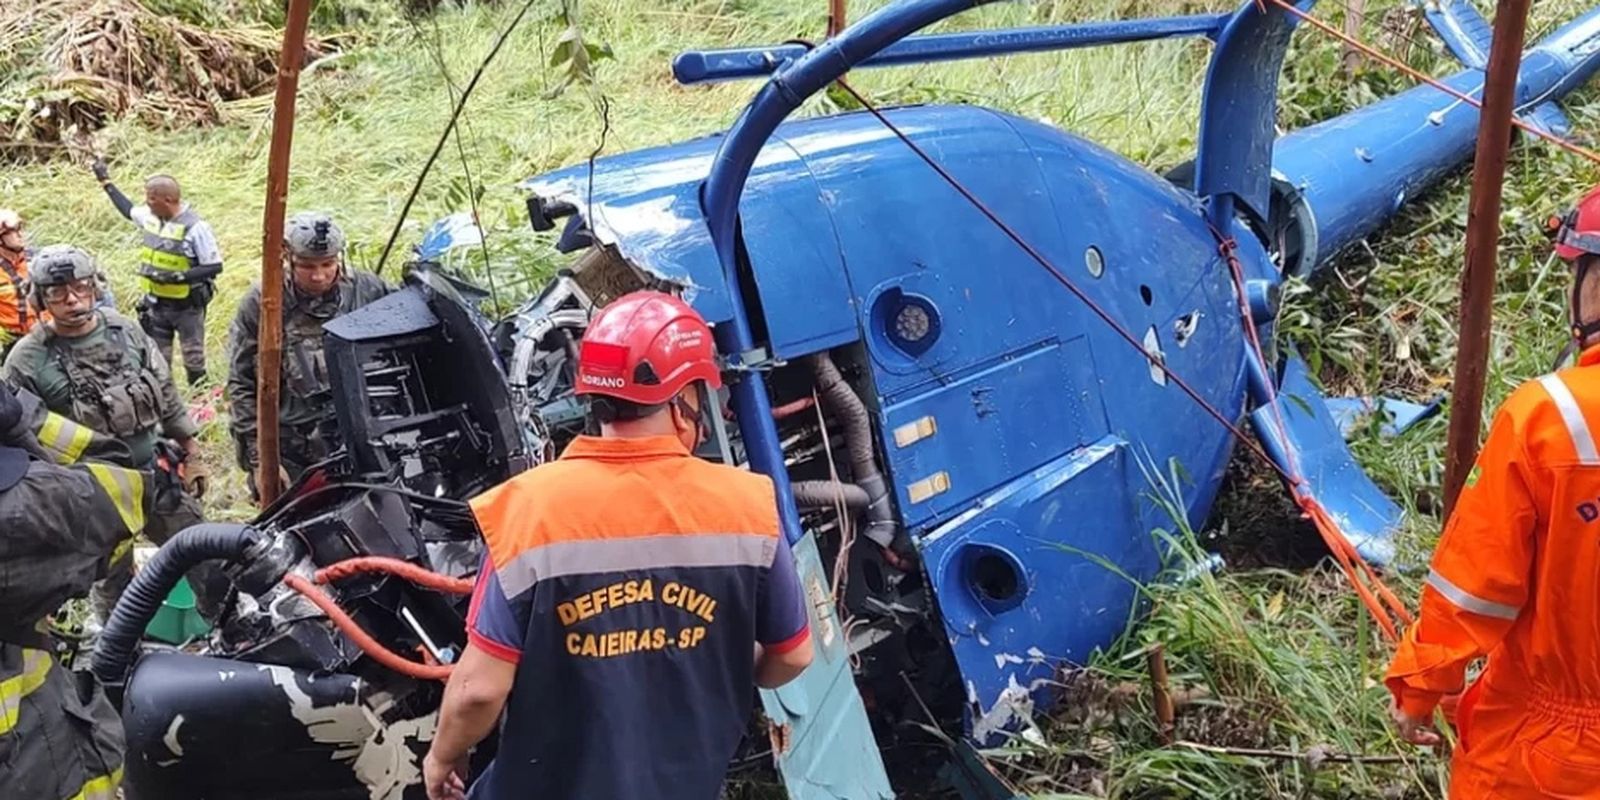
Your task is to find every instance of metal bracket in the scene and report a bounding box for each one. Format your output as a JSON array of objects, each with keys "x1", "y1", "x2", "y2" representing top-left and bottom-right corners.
[{"x1": 721, "y1": 346, "x2": 786, "y2": 374}]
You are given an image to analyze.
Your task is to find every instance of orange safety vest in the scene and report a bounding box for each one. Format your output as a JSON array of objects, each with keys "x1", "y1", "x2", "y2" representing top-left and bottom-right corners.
[
  {"x1": 1386, "y1": 345, "x2": 1600, "y2": 798},
  {"x1": 0, "y1": 251, "x2": 31, "y2": 336}
]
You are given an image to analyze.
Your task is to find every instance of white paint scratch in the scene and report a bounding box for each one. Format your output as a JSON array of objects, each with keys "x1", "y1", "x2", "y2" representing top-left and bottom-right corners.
[{"x1": 163, "y1": 714, "x2": 185, "y2": 758}]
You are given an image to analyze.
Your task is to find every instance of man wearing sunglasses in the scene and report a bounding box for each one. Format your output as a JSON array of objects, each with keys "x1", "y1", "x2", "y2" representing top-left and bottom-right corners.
[{"x1": 0, "y1": 245, "x2": 213, "y2": 630}]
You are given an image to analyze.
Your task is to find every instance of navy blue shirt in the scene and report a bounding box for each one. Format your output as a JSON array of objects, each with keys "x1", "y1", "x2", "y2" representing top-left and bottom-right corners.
[{"x1": 466, "y1": 435, "x2": 809, "y2": 799}]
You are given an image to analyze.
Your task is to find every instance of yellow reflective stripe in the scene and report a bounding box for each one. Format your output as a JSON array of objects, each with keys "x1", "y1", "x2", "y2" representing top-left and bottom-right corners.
[
  {"x1": 64, "y1": 767, "x2": 123, "y2": 800},
  {"x1": 108, "y1": 537, "x2": 134, "y2": 567},
  {"x1": 86, "y1": 463, "x2": 145, "y2": 535},
  {"x1": 0, "y1": 648, "x2": 53, "y2": 735},
  {"x1": 39, "y1": 413, "x2": 92, "y2": 465},
  {"x1": 140, "y1": 248, "x2": 190, "y2": 272},
  {"x1": 141, "y1": 277, "x2": 191, "y2": 299}
]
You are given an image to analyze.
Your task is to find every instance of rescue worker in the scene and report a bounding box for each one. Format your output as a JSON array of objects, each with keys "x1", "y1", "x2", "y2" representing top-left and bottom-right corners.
[
  {"x1": 93, "y1": 160, "x2": 222, "y2": 387},
  {"x1": 0, "y1": 208, "x2": 36, "y2": 357},
  {"x1": 1384, "y1": 184, "x2": 1600, "y2": 796},
  {"x1": 0, "y1": 380, "x2": 156, "y2": 800},
  {"x1": 226, "y1": 211, "x2": 390, "y2": 501},
  {"x1": 423, "y1": 291, "x2": 814, "y2": 800},
  {"x1": 1, "y1": 245, "x2": 210, "y2": 627}
]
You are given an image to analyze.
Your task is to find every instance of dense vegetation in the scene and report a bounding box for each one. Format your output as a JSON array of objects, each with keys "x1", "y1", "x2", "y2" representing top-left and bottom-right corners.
[{"x1": 6, "y1": 0, "x2": 1599, "y2": 796}]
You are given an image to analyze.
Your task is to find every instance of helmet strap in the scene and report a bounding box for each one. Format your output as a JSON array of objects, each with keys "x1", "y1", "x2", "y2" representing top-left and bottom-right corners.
[{"x1": 1571, "y1": 257, "x2": 1600, "y2": 355}]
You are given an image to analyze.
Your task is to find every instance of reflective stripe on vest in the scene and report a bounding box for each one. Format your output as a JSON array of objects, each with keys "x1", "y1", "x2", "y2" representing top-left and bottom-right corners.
[
  {"x1": 496, "y1": 532, "x2": 778, "y2": 600},
  {"x1": 0, "y1": 648, "x2": 52, "y2": 735},
  {"x1": 86, "y1": 463, "x2": 145, "y2": 535},
  {"x1": 64, "y1": 767, "x2": 123, "y2": 800},
  {"x1": 1539, "y1": 374, "x2": 1600, "y2": 465},
  {"x1": 138, "y1": 209, "x2": 198, "y2": 300},
  {"x1": 38, "y1": 412, "x2": 92, "y2": 465},
  {"x1": 1425, "y1": 568, "x2": 1521, "y2": 620}
]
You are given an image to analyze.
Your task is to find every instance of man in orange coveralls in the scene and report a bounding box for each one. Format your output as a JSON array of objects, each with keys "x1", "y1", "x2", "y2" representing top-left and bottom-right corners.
[{"x1": 1384, "y1": 185, "x2": 1600, "y2": 796}]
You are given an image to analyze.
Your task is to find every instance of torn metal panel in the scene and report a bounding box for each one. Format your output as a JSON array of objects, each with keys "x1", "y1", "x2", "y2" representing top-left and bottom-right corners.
[{"x1": 1252, "y1": 354, "x2": 1402, "y2": 566}]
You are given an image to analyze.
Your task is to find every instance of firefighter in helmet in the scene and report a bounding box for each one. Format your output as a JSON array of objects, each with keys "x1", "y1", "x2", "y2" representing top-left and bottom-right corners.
[
  {"x1": 226, "y1": 211, "x2": 391, "y2": 502},
  {"x1": 1384, "y1": 185, "x2": 1600, "y2": 796},
  {"x1": 0, "y1": 380, "x2": 158, "y2": 800}
]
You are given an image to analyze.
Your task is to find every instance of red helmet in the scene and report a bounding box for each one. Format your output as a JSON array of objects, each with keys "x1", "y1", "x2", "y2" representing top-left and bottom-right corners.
[
  {"x1": 1551, "y1": 185, "x2": 1600, "y2": 261},
  {"x1": 575, "y1": 291, "x2": 722, "y2": 407}
]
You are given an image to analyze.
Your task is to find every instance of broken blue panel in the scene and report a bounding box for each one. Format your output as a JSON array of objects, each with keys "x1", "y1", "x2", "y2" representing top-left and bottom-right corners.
[
  {"x1": 759, "y1": 531, "x2": 895, "y2": 800},
  {"x1": 1522, "y1": 102, "x2": 1574, "y2": 138},
  {"x1": 1418, "y1": 0, "x2": 1492, "y2": 69},
  {"x1": 1251, "y1": 355, "x2": 1402, "y2": 566},
  {"x1": 940, "y1": 741, "x2": 1024, "y2": 800},
  {"x1": 1323, "y1": 394, "x2": 1444, "y2": 439}
]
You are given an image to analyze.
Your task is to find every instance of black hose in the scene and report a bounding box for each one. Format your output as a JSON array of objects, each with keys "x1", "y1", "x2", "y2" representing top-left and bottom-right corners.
[
  {"x1": 807, "y1": 354, "x2": 898, "y2": 547},
  {"x1": 91, "y1": 523, "x2": 261, "y2": 690},
  {"x1": 792, "y1": 479, "x2": 869, "y2": 510}
]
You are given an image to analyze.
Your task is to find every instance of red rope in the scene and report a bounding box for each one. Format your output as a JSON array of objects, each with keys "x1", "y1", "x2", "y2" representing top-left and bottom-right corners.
[
  {"x1": 315, "y1": 556, "x2": 475, "y2": 595},
  {"x1": 1266, "y1": 0, "x2": 1600, "y2": 167},
  {"x1": 829, "y1": 76, "x2": 1415, "y2": 641},
  {"x1": 284, "y1": 574, "x2": 454, "y2": 681}
]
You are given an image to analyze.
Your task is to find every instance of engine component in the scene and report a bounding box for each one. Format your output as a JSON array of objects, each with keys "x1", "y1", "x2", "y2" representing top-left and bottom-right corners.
[
  {"x1": 92, "y1": 523, "x2": 262, "y2": 693},
  {"x1": 121, "y1": 651, "x2": 454, "y2": 800},
  {"x1": 808, "y1": 354, "x2": 898, "y2": 548}
]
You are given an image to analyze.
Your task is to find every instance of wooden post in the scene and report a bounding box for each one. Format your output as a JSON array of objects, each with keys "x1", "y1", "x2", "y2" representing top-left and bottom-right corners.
[
  {"x1": 1340, "y1": 0, "x2": 1366, "y2": 75},
  {"x1": 257, "y1": 0, "x2": 313, "y2": 506},
  {"x1": 1148, "y1": 644, "x2": 1175, "y2": 744},
  {"x1": 828, "y1": 0, "x2": 846, "y2": 37},
  {"x1": 1443, "y1": 0, "x2": 1533, "y2": 517}
]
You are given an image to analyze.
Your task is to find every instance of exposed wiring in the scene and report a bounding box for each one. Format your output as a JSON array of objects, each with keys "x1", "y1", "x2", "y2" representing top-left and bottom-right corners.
[
  {"x1": 284, "y1": 574, "x2": 453, "y2": 681},
  {"x1": 315, "y1": 556, "x2": 476, "y2": 595}
]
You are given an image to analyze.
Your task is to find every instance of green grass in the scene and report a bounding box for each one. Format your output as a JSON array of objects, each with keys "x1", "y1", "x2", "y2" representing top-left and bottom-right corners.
[{"x1": 9, "y1": 0, "x2": 1600, "y2": 796}]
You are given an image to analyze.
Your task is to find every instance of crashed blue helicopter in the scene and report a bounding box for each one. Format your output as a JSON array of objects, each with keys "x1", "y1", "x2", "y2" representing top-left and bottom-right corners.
[
  {"x1": 506, "y1": 0, "x2": 1600, "y2": 795},
  {"x1": 100, "y1": 0, "x2": 1600, "y2": 798}
]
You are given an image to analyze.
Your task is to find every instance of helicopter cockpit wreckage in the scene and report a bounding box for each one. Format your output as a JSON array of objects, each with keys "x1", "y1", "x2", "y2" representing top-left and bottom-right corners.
[{"x1": 88, "y1": 0, "x2": 1600, "y2": 797}]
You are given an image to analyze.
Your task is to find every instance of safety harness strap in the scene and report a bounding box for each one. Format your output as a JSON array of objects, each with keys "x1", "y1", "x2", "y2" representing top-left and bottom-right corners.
[
  {"x1": 1539, "y1": 374, "x2": 1600, "y2": 465},
  {"x1": 1426, "y1": 568, "x2": 1521, "y2": 620}
]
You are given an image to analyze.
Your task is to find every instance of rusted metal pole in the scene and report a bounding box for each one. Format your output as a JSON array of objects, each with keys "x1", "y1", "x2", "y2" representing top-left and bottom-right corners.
[
  {"x1": 828, "y1": 0, "x2": 846, "y2": 37},
  {"x1": 257, "y1": 0, "x2": 313, "y2": 506},
  {"x1": 1443, "y1": 0, "x2": 1533, "y2": 517}
]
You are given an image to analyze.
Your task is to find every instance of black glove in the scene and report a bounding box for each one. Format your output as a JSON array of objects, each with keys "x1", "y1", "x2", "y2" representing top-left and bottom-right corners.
[{"x1": 91, "y1": 158, "x2": 110, "y2": 183}]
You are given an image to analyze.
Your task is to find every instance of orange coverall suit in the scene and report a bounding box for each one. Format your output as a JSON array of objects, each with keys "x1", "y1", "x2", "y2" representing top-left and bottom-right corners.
[{"x1": 1386, "y1": 346, "x2": 1600, "y2": 797}]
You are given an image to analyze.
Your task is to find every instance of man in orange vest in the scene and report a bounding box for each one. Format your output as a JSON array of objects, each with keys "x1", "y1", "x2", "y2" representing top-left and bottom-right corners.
[
  {"x1": 1384, "y1": 185, "x2": 1600, "y2": 796},
  {"x1": 0, "y1": 208, "x2": 36, "y2": 357},
  {"x1": 423, "y1": 291, "x2": 814, "y2": 800}
]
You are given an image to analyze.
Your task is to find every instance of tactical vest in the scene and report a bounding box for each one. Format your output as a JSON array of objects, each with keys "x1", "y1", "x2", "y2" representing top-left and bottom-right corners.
[
  {"x1": 44, "y1": 319, "x2": 164, "y2": 445},
  {"x1": 138, "y1": 208, "x2": 201, "y2": 301}
]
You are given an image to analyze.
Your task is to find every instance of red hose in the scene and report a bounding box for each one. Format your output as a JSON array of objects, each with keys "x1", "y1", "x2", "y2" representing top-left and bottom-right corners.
[
  {"x1": 283, "y1": 573, "x2": 453, "y2": 681},
  {"x1": 315, "y1": 556, "x2": 474, "y2": 595},
  {"x1": 772, "y1": 397, "x2": 816, "y2": 420}
]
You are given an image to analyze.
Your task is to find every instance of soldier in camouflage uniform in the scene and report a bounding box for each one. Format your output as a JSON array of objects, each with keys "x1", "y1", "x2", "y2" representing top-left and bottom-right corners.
[
  {"x1": 227, "y1": 212, "x2": 391, "y2": 502},
  {"x1": 0, "y1": 381, "x2": 155, "y2": 800},
  {"x1": 1, "y1": 245, "x2": 212, "y2": 627}
]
